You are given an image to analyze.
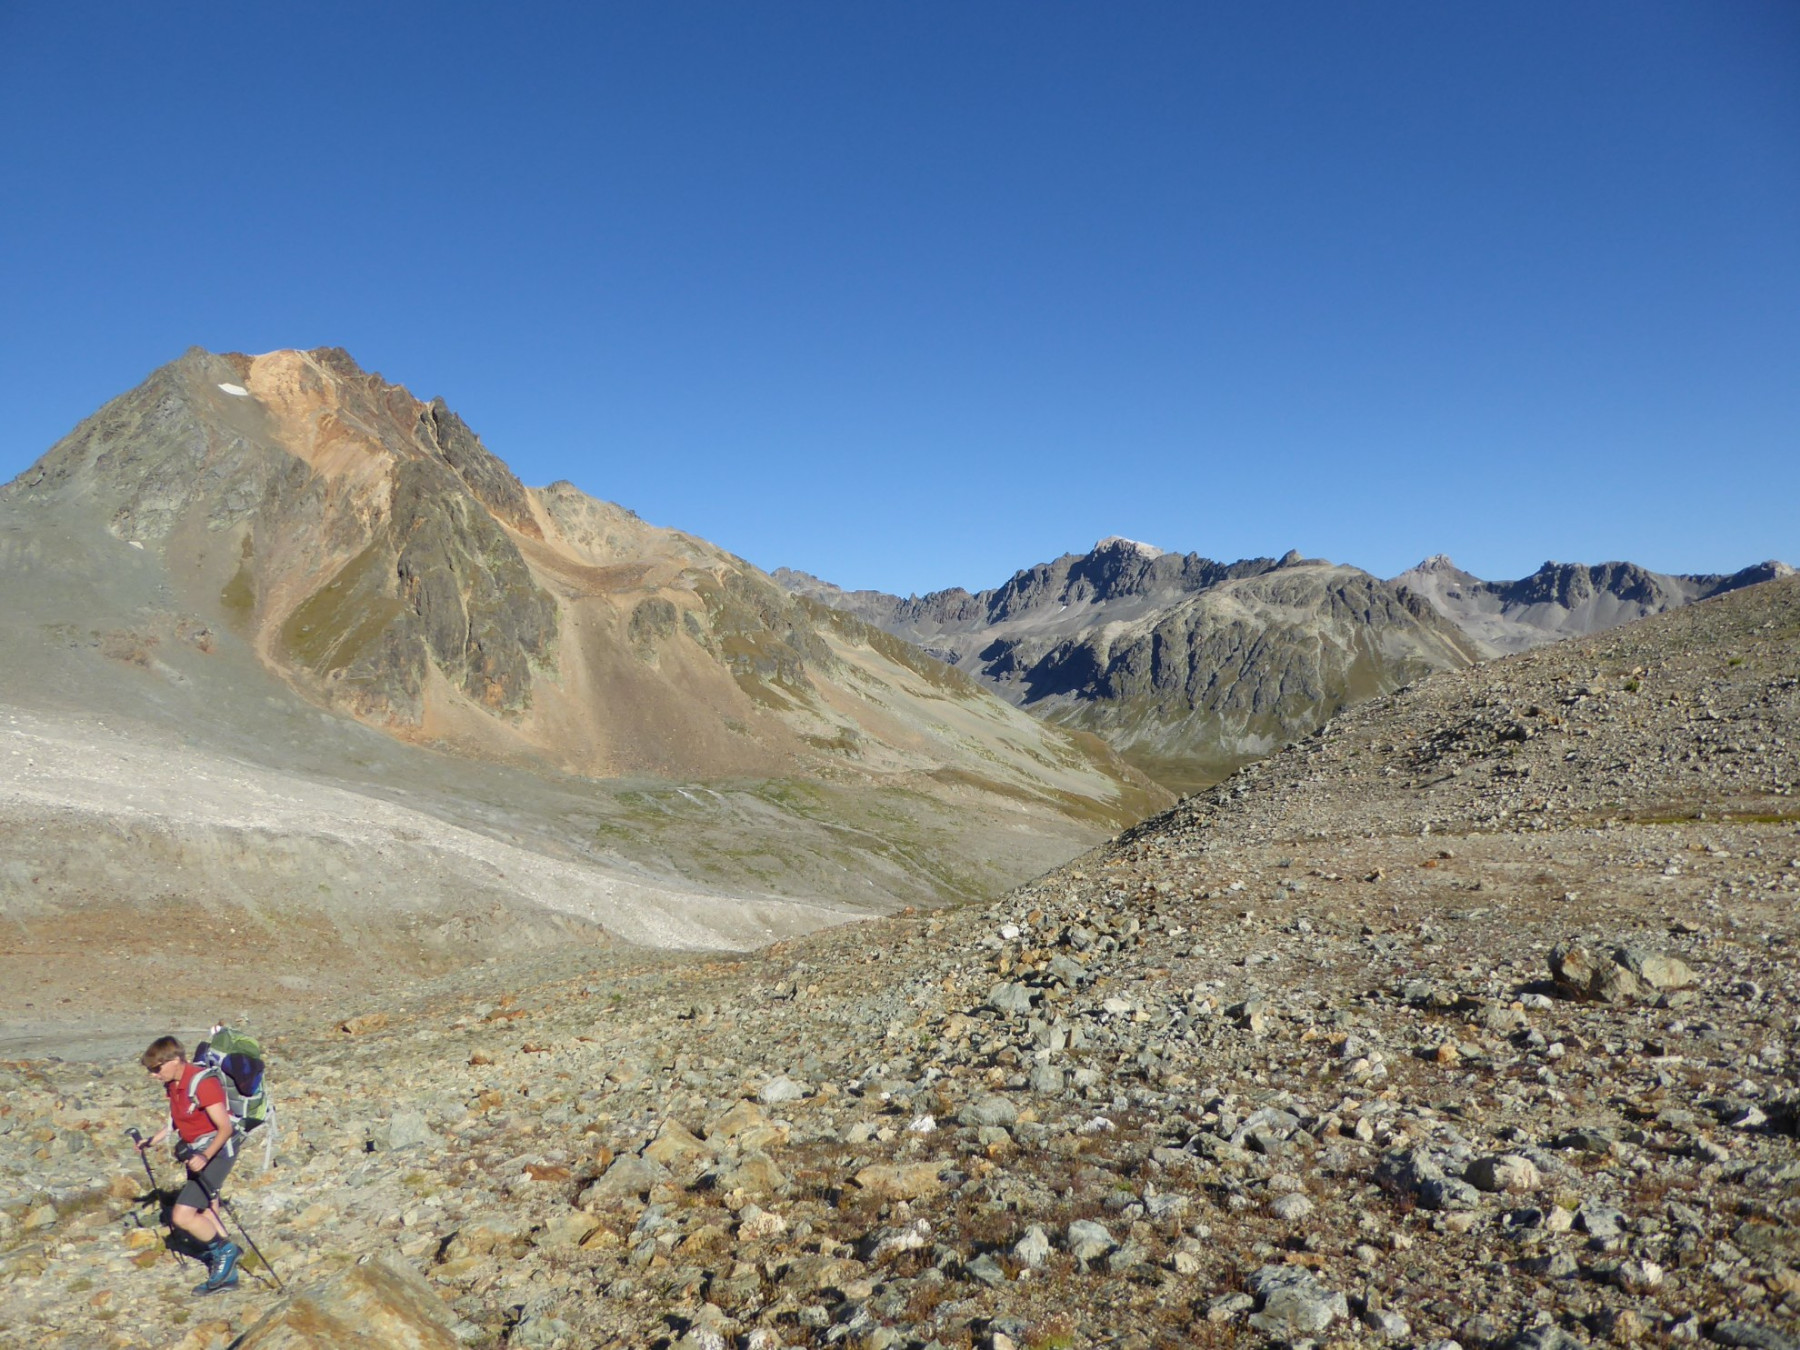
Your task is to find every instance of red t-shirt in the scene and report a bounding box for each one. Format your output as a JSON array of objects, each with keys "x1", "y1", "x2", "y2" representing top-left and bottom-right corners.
[{"x1": 167, "y1": 1064, "x2": 227, "y2": 1144}]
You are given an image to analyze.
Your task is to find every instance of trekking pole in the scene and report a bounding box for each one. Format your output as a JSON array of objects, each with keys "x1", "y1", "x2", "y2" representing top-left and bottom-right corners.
[
  {"x1": 125, "y1": 1128, "x2": 158, "y2": 1195},
  {"x1": 192, "y1": 1171, "x2": 286, "y2": 1293},
  {"x1": 125, "y1": 1128, "x2": 192, "y2": 1269}
]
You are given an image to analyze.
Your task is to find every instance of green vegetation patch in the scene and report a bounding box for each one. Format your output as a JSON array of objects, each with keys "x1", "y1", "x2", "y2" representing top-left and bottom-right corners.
[
  {"x1": 730, "y1": 666, "x2": 799, "y2": 710},
  {"x1": 1113, "y1": 746, "x2": 1239, "y2": 798},
  {"x1": 280, "y1": 544, "x2": 406, "y2": 675},
  {"x1": 219, "y1": 559, "x2": 255, "y2": 619},
  {"x1": 219, "y1": 533, "x2": 257, "y2": 626},
  {"x1": 585, "y1": 775, "x2": 1023, "y2": 908}
]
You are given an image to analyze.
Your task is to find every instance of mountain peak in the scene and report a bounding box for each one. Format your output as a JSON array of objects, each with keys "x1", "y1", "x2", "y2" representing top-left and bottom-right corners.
[
  {"x1": 1093, "y1": 535, "x2": 1166, "y2": 560},
  {"x1": 1410, "y1": 553, "x2": 1460, "y2": 573}
]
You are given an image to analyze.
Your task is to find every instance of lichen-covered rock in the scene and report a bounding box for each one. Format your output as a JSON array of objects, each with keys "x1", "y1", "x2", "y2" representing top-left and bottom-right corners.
[
  {"x1": 1550, "y1": 942, "x2": 1603, "y2": 996},
  {"x1": 234, "y1": 1256, "x2": 464, "y2": 1349},
  {"x1": 956, "y1": 1095, "x2": 1018, "y2": 1128},
  {"x1": 1065, "y1": 1219, "x2": 1116, "y2": 1261},
  {"x1": 713, "y1": 1149, "x2": 786, "y2": 1196},
  {"x1": 1247, "y1": 1265, "x2": 1348, "y2": 1336},
  {"x1": 643, "y1": 1120, "x2": 713, "y2": 1166},
  {"x1": 1615, "y1": 945, "x2": 1695, "y2": 991},
  {"x1": 853, "y1": 1162, "x2": 946, "y2": 1200}
]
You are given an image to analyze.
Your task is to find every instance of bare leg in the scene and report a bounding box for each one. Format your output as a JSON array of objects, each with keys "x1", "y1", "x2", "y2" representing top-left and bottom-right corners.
[{"x1": 171, "y1": 1202, "x2": 225, "y2": 1246}]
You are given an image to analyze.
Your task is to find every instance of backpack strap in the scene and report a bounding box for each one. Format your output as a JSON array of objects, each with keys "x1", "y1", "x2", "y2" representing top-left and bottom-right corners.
[
  {"x1": 188, "y1": 1065, "x2": 240, "y2": 1123},
  {"x1": 186, "y1": 1064, "x2": 221, "y2": 1111},
  {"x1": 186, "y1": 1068, "x2": 241, "y2": 1159}
]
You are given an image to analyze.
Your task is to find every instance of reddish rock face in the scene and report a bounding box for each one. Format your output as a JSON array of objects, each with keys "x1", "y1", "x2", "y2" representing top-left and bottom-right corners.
[{"x1": 7, "y1": 346, "x2": 559, "y2": 725}]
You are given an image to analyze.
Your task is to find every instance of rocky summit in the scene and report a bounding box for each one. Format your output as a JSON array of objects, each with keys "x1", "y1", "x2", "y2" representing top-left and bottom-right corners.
[
  {"x1": 3, "y1": 572, "x2": 1796, "y2": 1349},
  {"x1": 2, "y1": 348, "x2": 1155, "y2": 795}
]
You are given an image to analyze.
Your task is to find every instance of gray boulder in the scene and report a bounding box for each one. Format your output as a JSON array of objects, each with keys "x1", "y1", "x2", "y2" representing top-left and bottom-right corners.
[
  {"x1": 757, "y1": 1075, "x2": 808, "y2": 1104},
  {"x1": 1616, "y1": 945, "x2": 1695, "y2": 991},
  {"x1": 1065, "y1": 1219, "x2": 1116, "y2": 1262},
  {"x1": 234, "y1": 1256, "x2": 466, "y2": 1349},
  {"x1": 581, "y1": 1154, "x2": 671, "y2": 1206},
  {"x1": 382, "y1": 1110, "x2": 439, "y2": 1151},
  {"x1": 957, "y1": 1095, "x2": 1018, "y2": 1128},
  {"x1": 1708, "y1": 1322, "x2": 1798, "y2": 1350},
  {"x1": 1247, "y1": 1265, "x2": 1347, "y2": 1336},
  {"x1": 987, "y1": 982, "x2": 1034, "y2": 1016},
  {"x1": 1012, "y1": 1224, "x2": 1052, "y2": 1268}
]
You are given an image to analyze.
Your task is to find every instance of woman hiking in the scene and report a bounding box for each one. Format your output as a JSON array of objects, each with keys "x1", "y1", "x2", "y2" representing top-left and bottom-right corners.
[{"x1": 137, "y1": 1035, "x2": 242, "y2": 1294}]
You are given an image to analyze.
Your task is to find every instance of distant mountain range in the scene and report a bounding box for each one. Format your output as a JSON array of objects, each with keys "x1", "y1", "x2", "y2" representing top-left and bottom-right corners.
[
  {"x1": 776, "y1": 541, "x2": 1790, "y2": 791},
  {"x1": 1390, "y1": 553, "x2": 1793, "y2": 655}
]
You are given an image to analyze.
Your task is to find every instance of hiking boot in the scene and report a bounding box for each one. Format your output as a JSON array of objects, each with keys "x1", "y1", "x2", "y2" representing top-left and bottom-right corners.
[
  {"x1": 197, "y1": 1239, "x2": 240, "y2": 1293},
  {"x1": 193, "y1": 1269, "x2": 239, "y2": 1295}
]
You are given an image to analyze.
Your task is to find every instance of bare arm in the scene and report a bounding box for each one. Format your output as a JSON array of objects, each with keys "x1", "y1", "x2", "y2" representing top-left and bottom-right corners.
[
  {"x1": 185, "y1": 1100, "x2": 234, "y2": 1170},
  {"x1": 201, "y1": 1101, "x2": 233, "y2": 1157}
]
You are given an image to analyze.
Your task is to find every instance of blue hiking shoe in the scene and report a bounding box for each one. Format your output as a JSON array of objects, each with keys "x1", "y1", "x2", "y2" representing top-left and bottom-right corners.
[{"x1": 196, "y1": 1239, "x2": 241, "y2": 1294}]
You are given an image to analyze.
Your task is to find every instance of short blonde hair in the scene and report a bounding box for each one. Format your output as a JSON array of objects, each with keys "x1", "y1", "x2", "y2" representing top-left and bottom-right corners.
[{"x1": 141, "y1": 1036, "x2": 185, "y2": 1071}]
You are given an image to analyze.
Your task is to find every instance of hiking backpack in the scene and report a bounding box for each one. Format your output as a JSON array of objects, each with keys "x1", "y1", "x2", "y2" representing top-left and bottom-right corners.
[{"x1": 191, "y1": 1025, "x2": 276, "y2": 1166}]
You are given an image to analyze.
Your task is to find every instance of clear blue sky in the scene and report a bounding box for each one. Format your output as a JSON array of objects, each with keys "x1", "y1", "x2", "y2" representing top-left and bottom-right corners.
[{"x1": 3, "y1": 3, "x2": 1795, "y2": 594}]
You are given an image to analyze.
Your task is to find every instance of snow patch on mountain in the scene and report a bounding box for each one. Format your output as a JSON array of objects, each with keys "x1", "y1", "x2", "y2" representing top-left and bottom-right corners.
[{"x1": 1094, "y1": 535, "x2": 1166, "y2": 559}]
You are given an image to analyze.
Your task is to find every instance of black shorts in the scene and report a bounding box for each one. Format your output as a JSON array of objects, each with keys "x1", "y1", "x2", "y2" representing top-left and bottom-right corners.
[{"x1": 176, "y1": 1140, "x2": 236, "y2": 1210}]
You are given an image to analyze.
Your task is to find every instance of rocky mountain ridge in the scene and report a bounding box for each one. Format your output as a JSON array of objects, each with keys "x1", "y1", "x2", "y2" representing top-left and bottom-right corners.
[
  {"x1": 778, "y1": 542, "x2": 1790, "y2": 793},
  {"x1": 774, "y1": 538, "x2": 1294, "y2": 660},
  {"x1": 1393, "y1": 555, "x2": 1794, "y2": 656},
  {"x1": 778, "y1": 543, "x2": 1486, "y2": 792}
]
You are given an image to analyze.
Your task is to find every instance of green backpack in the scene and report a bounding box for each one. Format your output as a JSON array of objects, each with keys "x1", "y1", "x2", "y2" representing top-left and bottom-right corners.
[{"x1": 192, "y1": 1025, "x2": 276, "y2": 1165}]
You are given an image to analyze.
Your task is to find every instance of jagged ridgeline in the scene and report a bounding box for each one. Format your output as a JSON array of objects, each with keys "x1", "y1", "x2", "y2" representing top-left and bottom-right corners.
[
  {"x1": 780, "y1": 542, "x2": 1486, "y2": 793},
  {"x1": 1011, "y1": 563, "x2": 1483, "y2": 791},
  {"x1": 0, "y1": 348, "x2": 1168, "y2": 968},
  {"x1": 780, "y1": 538, "x2": 1791, "y2": 795},
  {"x1": 1392, "y1": 553, "x2": 1794, "y2": 655}
]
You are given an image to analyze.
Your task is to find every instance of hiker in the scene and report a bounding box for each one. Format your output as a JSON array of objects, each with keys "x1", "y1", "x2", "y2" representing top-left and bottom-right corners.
[{"x1": 138, "y1": 1035, "x2": 242, "y2": 1293}]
